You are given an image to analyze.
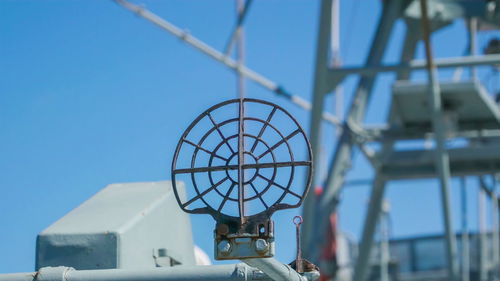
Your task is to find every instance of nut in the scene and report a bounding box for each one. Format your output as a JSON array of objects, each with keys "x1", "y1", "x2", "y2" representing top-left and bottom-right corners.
[
  {"x1": 218, "y1": 240, "x2": 232, "y2": 255},
  {"x1": 255, "y1": 238, "x2": 269, "y2": 254}
]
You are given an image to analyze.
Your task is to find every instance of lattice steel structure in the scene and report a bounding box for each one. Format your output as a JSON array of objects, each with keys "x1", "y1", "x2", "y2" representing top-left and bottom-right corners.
[{"x1": 303, "y1": 1, "x2": 500, "y2": 281}]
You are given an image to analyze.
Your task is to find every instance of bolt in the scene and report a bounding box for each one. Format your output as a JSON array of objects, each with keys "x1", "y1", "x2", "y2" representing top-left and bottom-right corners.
[
  {"x1": 218, "y1": 240, "x2": 232, "y2": 256},
  {"x1": 255, "y1": 239, "x2": 269, "y2": 254}
]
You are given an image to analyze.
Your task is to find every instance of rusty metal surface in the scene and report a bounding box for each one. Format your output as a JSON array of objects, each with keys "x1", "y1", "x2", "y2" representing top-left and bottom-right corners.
[
  {"x1": 171, "y1": 98, "x2": 312, "y2": 223},
  {"x1": 293, "y1": 216, "x2": 304, "y2": 273},
  {"x1": 171, "y1": 98, "x2": 313, "y2": 260}
]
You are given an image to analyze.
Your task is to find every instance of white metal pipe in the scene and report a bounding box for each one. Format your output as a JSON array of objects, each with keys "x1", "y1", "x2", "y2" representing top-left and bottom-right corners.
[
  {"x1": 0, "y1": 261, "x2": 316, "y2": 281},
  {"x1": 69, "y1": 265, "x2": 247, "y2": 281},
  {"x1": 0, "y1": 264, "x2": 270, "y2": 281},
  {"x1": 243, "y1": 258, "x2": 307, "y2": 281},
  {"x1": 0, "y1": 273, "x2": 33, "y2": 281}
]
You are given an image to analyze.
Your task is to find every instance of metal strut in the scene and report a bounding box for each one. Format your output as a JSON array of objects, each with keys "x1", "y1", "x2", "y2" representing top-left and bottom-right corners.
[{"x1": 419, "y1": 0, "x2": 459, "y2": 280}]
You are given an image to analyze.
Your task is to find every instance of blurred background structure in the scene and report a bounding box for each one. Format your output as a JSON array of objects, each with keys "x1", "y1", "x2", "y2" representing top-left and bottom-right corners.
[
  {"x1": 3, "y1": 0, "x2": 500, "y2": 281},
  {"x1": 303, "y1": 1, "x2": 500, "y2": 280}
]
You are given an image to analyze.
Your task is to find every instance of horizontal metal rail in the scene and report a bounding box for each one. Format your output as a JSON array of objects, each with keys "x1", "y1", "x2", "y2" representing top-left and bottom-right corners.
[
  {"x1": 0, "y1": 265, "x2": 250, "y2": 281},
  {"x1": 0, "y1": 265, "x2": 267, "y2": 281},
  {"x1": 0, "y1": 260, "x2": 317, "y2": 281},
  {"x1": 329, "y1": 54, "x2": 500, "y2": 77}
]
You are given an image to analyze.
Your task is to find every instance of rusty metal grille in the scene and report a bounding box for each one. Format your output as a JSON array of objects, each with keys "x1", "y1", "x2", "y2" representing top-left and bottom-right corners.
[{"x1": 171, "y1": 98, "x2": 312, "y2": 224}]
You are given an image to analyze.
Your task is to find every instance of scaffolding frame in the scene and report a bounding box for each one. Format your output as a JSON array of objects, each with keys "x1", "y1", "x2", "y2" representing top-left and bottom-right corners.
[{"x1": 302, "y1": 1, "x2": 500, "y2": 281}]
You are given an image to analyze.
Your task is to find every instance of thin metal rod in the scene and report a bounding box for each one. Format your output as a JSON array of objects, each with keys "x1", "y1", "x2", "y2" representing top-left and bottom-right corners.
[
  {"x1": 237, "y1": 98, "x2": 246, "y2": 223},
  {"x1": 234, "y1": 1, "x2": 247, "y2": 214},
  {"x1": 330, "y1": 0, "x2": 343, "y2": 122},
  {"x1": 328, "y1": 54, "x2": 500, "y2": 78},
  {"x1": 420, "y1": 1, "x2": 459, "y2": 281},
  {"x1": 380, "y1": 201, "x2": 390, "y2": 281},
  {"x1": 236, "y1": 0, "x2": 246, "y2": 99},
  {"x1": 491, "y1": 175, "x2": 500, "y2": 279},
  {"x1": 294, "y1": 216, "x2": 304, "y2": 273},
  {"x1": 478, "y1": 184, "x2": 488, "y2": 281},
  {"x1": 113, "y1": 0, "x2": 340, "y2": 127},
  {"x1": 173, "y1": 160, "x2": 311, "y2": 174},
  {"x1": 461, "y1": 177, "x2": 470, "y2": 281},
  {"x1": 225, "y1": 0, "x2": 254, "y2": 56},
  {"x1": 468, "y1": 18, "x2": 478, "y2": 80}
]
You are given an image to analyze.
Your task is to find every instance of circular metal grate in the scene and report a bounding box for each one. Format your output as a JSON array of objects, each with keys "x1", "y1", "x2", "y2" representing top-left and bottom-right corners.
[{"x1": 171, "y1": 98, "x2": 312, "y2": 224}]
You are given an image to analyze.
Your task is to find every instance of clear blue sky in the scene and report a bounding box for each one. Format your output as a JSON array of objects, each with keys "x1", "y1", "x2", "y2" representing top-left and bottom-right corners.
[{"x1": 1, "y1": 0, "x2": 499, "y2": 274}]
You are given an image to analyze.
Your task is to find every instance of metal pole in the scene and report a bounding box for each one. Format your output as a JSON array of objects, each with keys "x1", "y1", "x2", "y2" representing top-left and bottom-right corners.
[
  {"x1": 468, "y1": 18, "x2": 477, "y2": 80},
  {"x1": 380, "y1": 200, "x2": 390, "y2": 281},
  {"x1": 224, "y1": 0, "x2": 253, "y2": 56},
  {"x1": 330, "y1": 0, "x2": 343, "y2": 122},
  {"x1": 479, "y1": 175, "x2": 500, "y2": 279},
  {"x1": 460, "y1": 177, "x2": 470, "y2": 281},
  {"x1": 243, "y1": 258, "x2": 307, "y2": 281},
  {"x1": 352, "y1": 176, "x2": 387, "y2": 281},
  {"x1": 113, "y1": 0, "x2": 340, "y2": 127},
  {"x1": 491, "y1": 176, "x2": 500, "y2": 279},
  {"x1": 236, "y1": 0, "x2": 245, "y2": 100},
  {"x1": 327, "y1": 54, "x2": 500, "y2": 78},
  {"x1": 0, "y1": 265, "x2": 258, "y2": 281},
  {"x1": 452, "y1": 18, "x2": 477, "y2": 82},
  {"x1": 491, "y1": 173, "x2": 500, "y2": 278},
  {"x1": 419, "y1": 1, "x2": 459, "y2": 280},
  {"x1": 0, "y1": 262, "x2": 316, "y2": 281},
  {"x1": 235, "y1": 0, "x2": 249, "y2": 216},
  {"x1": 478, "y1": 185, "x2": 488, "y2": 281},
  {"x1": 397, "y1": 21, "x2": 420, "y2": 81},
  {"x1": 302, "y1": 0, "x2": 334, "y2": 258}
]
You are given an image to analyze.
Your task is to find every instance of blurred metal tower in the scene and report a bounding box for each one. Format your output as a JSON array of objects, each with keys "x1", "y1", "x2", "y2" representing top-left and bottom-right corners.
[{"x1": 302, "y1": 0, "x2": 500, "y2": 280}]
